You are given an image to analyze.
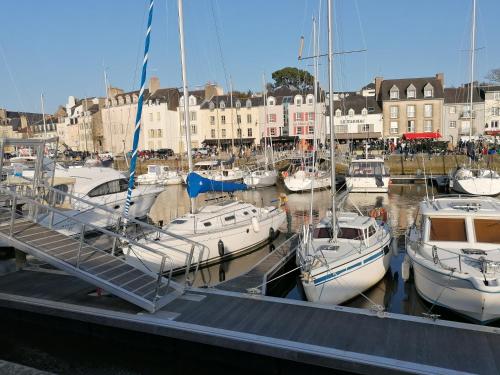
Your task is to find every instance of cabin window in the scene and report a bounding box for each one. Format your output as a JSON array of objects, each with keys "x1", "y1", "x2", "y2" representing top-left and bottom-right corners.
[
  {"x1": 172, "y1": 219, "x2": 187, "y2": 224},
  {"x1": 88, "y1": 178, "x2": 128, "y2": 197},
  {"x1": 429, "y1": 218, "x2": 467, "y2": 242},
  {"x1": 225, "y1": 215, "x2": 235, "y2": 221},
  {"x1": 368, "y1": 225, "x2": 376, "y2": 237},
  {"x1": 203, "y1": 222, "x2": 212, "y2": 227},
  {"x1": 243, "y1": 211, "x2": 249, "y2": 215},
  {"x1": 252, "y1": 209, "x2": 257, "y2": 213},
  {"x1": 474, "y1": 219, "x2": 500, "y2": 244},
  {"x1": 338, "y1": 227, "x2": 364, "y2": 240},
  {"x1": 313, "y1": 227, "x2": 332, "y2": 238}
]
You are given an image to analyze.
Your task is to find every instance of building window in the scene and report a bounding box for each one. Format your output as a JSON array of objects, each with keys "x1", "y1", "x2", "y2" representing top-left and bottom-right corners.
[
  {"x1": 235, "y1": 100, "x2": 241, "y2": 109},
  {"x1": 191, "y1": 124, "x2": 197, "y2": 134},
  {"x1": 308, "y1": 112, "x2": 315, "y2": 121},
  {"x1": 221, "y1": 129, "x2": 226, "y2": 138},
  {"x1": 407, "y1": 105, "x2": 416, "y2": 118},
  {"x1": 149, "y1": 113, "x2": 153, "y2": 121},
  {"x1": 449, "y1": 106, "x2": 456, "y2": 114},
  {"x1": 407, "y1": 89, "x2": 416, "y2": 99},
  {"x1": 209, "y1": 102, "x2": 215, "y2": 110},
  {"x1": 157, "y1": 112, "x2": 161, "y2": 121},
  {"x1": 295, "y1": 97, "x2": 302, "y2": 106},
  {"x1": 268, "y1": 98, "x2": 275, "y2": 106},
  {"x1": 348, "y1": 109, "x2": 354, "y2": 117},
  {"x1": 390, "y1": 86, "x2": 399, "y2": 99},
  {"x1": 247, "y1": 128, "x2": 252, "y2": 137},
  {"x1": 247, "y1": 114, "x2": 252, "y2": 124},
  {"x1": 296, "y1": 127, "x2": 303, "y2": 135},
  {"x1": 492, "y1": 120, "x2": 499, "y2": 128},
  {"x1": 461, "y1": 120, "x2": 471, "y2": 134},
  {"x1": 361, "y1": 124, "x2": 370, "y2": 132},
  {"x1": 237, "y1": 115, "x2": 241, "y2": 124},
  {"x1": 190, "y1": 111, "x2": 197, "y2": 121},
  {"x1": 424, "y1": 120, "x2": 432, "y2": 132},
  {"x1": 237, "y1": 128, "x2": 242, "y2": 137},
  {"x1": 424, "y1": 84, "x2": 434, "y2": 98},
  {"x1": 294, "y1": 112, "x2": 304, "y2": 121},
  {"x1": 268, "y1": 114, "x2": 277, "y2": 123},
  {"x1": 424, "y1": 104, "x2": 433, "y2": 117},
  {"x1": 246, "y1": 99, "x2": 252, "y2": 108},
  {"x1": 270, "y1": 128, "x2": 276, "y2": 136},
  {"x1": 335, "y1": 109, "x2": 342, "y2": 117},
  {"x1": 307, "y1": 95, "x2": 314, "y2": 104},
  {"x1": 449, "y1": 121, "x2": 456, "y2": 128},
  {"x1": 220, "y1": 101, "x2": 225, "y2": 110},
  {"x1": 211, "y1": 129, "x2": 216, "y2": 138},
  {"x1": 210, "y1": 116, "x2": 215, "y2": 125},
  {"x1": 407, "y1": 120, "x2": 415, "y2": 132},
  {"x1": 390, "y1": 106, "x2": 399, "y2": 119},
  {"x1": 221, "y1": 115, "x2": 226, "y2": 125},
  {"x1": 491, "y1": 107, "x2": 500, "y2": 116},
  {"x1": 361, "y1": 108, "x2": 368, "y2": 116},
  {"x1": 149, "y1": 129, "x2": 155, "y2": 138},
  {"x1": 308, "y1": 126, "x2": 314, "y2": 134}
]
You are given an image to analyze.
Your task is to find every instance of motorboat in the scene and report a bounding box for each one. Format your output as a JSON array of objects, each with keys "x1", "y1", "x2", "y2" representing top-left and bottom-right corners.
[
  {"x1": 137, "y1": 165, "x2": 182, "y2": 185},
  {"x1": 210, "y1": 166, "x2": 245, "y2": 183},
  {"x1": 406, "y1": 196, "x2": 500, "y2": 323},
  {"x1": 243, "y1": 169, "x2": 278, "y2": 188},
  {"x1": 125, "y1": 198, "x2": 287, "y2": 272},
  {"x1": 284, "y1": 167, "x2": 331, "y2": 192},
  {"x1": 298, "y1": 212, "x2": 392, "y2": 304},
  {"x1": 450, "y1": 167, "x2": 500, "y2": 196},
  {"x1": 346, "y1": 157, "x2": 390, "y2": 193},
  {"x1": 181, "y1": 160, "x2": 219, "y2": 183}
]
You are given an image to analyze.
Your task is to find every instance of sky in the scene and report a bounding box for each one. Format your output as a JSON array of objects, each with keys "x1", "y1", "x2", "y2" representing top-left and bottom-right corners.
[{"x1": 1, "y1": 0, "x2": 499, "y2": 114}]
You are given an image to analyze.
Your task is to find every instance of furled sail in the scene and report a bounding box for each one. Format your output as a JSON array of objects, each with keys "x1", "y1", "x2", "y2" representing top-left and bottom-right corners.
[{"x1": 186, "y1": 172, "x2": 247, "y2": 198}]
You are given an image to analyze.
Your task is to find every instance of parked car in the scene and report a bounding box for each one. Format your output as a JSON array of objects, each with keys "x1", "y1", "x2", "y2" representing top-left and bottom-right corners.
[{"x1": 157, "y1": 148, "x2": 174, "y2": 157}]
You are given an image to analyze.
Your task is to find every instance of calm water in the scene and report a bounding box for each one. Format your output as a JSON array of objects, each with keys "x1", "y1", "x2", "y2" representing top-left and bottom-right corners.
[{"x1": 0, "y1": 183, "x2": 489, "y2": 373}]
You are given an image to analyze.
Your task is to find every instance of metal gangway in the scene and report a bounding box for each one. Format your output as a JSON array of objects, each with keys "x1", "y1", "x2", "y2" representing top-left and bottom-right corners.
[{"x1": 0, "y1": 137, "x2": 207, "y2": 313}]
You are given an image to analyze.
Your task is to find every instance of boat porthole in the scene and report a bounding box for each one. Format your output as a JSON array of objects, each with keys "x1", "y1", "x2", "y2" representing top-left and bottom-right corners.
[
  {"x1": 114, "y1": 205, "x2": 120, "y2": 209},
  {"x1": 246, "y1": 229, "x2": 249, "y2": 233}
]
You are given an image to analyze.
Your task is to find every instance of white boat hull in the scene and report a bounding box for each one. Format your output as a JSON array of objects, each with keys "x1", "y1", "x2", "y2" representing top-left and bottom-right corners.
[
  {"x1": 451, "y1": 177, "x2": 500, "y2": 196},
  {"x1": 243, "y1": 172, "x2": 277, "y2": 188},
  {"x1": 302, "y1": 243, "x2": 391, "y2": 305},
  {"x1": 346, "y1": 176, "x2": 390, "y2": 193},
  {"x1": 284, "y1": 175, "x2": 331, "y2": 192},
  {"x1": 410, "y1": 259, "x2": 500, "y2": 323},
  {"x1": 126, "y1": 209, "x2": 287, "y2": 272}
]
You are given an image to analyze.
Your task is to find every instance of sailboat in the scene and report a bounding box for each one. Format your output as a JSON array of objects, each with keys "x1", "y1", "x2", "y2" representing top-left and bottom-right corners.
[
  {"x1": 296, "y1": 0, "x2": 392, "y2": 305},
  {"x1": 125, "y1": 0, "x2": 286, "y2": 273},
  {"x1": 450, "y1": 0, "x2": 500, "y2": 196}
]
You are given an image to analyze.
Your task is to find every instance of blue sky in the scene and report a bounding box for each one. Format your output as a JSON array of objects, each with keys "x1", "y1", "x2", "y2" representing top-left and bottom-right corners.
[{"x1": 1, "y1": 0, "x2": 499, "y2": 113}]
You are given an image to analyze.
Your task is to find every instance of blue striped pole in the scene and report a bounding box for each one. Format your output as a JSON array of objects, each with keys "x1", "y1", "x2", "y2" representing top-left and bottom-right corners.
[{"x1": 123, "y1": 0, "x2": 154, "y2": 221}]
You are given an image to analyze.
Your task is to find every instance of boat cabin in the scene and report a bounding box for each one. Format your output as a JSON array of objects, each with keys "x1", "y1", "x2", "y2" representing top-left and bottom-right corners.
[
  {"x1": 347, "y1": 158, "x2": 388, "y2": 177},
  {"x1": 313, "y1": 213, "x2": 379, "y2": 246}
]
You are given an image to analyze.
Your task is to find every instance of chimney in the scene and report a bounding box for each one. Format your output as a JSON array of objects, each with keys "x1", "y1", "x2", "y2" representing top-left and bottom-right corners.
[
  {"x1": 108, "y1": 87, "x2": 124, "y2": 98},
  {"x1": 0, "y1": 108, "x2": 6, "y2": 120},
  {"x1": 435, "y1": 73, "x2": 444, "y2": 86},
  {"x1": 149, "y1": 76, "x2": 160, "y2": 94},
  {"x1": 374, "y1": 77, "x2": 383, "y2": 98},
  {"x1": 204, "y1": 83, "x2": 224, "y2": 100}
]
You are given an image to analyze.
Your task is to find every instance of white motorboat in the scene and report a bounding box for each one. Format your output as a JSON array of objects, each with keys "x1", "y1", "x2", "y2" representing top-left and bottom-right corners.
[
  {"x1": 181, "y1": 160, "x2": 219, "y2": 183},
  {"x1": 298, "y1": 212, "x2": 392, "y2": 304},
  {"x1": 284, "y1": 168, "x2": 331, "y2": 192},
  {"x1": 210, "y1": 166, "x2": 245, "y2": 182},
  {"x1": 125, "y1": 199, "x2": 286, "y2": 272},
  {"x1": 137, "y1": 165, "x2": 182, "y2": 185},
  {"x1": 346, "y1": 157, "x2": 390, "y2": 193},
  {"x1": 450, "y1": 167, "x2": 500, "y2": 196},
  {"x1": 243, "y1": 169, "x2": 278, "y2": 188},
  {"x1": 406, "y1": 196, "x2": 500, "y2": 323}
]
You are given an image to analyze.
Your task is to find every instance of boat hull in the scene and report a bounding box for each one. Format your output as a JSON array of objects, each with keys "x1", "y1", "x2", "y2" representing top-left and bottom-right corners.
[
  {"x1": 346, "y1": 176, "x2": 390, "y2": 193},
  {"x1": 302, "y1": 243, "x2": 391, "y2": 305},
  {"x1": 284, "y1": 176, "x2": 331, "y2": 192},
  {"x1": 451, "y1": 177, "x2": 500, "y2": 196},
  {"x1": 243, "y1": 174, "x2": 277, "y2": 188}
]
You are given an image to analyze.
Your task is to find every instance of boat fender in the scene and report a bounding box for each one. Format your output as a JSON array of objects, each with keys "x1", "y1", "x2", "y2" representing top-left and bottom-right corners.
[
  {"x1": 269, "y1": 227, "x2": 275, "y2": 241},
  {"x1": 252, "y1": 217, "x2": 260, "y2": 232},
  {"x1": 401, "y1": 255, "x2": 411, "y2": 282},
  {"x1": 391, "y1": 237, "x2": 399, "y2": 256},
  {"x1": 218, "y1": 239, "x2": 225, "y2": 257}
]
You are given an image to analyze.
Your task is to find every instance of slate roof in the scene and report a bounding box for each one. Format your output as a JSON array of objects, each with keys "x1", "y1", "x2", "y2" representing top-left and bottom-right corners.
[
  {"x1": 111, "y1": 88, "x2": 180, "y2": 110},
  {"x1": 378, "y1": 76, "x2": 444, "y2": 100},
  {"x1": 481, "y1": 85, "x2": 500, "y2": 92},
  {"x1": 200, "y1": 95, "x2": 263, "y2": 109},
  {"x1": 325, "y1": 93, "x2": 382, "y2": 116},
  {"x1": 444, "y1": 86, "x2": 484, "y2": 104}
]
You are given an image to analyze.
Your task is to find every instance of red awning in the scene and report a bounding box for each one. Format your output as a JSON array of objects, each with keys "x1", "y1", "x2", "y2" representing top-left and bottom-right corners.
[
  {"x1": 403, "y1": 132, "x2": 441, "y2": 140},
  {"x1": 485, "y1": 130, "x2": 500, "y2": 136}
]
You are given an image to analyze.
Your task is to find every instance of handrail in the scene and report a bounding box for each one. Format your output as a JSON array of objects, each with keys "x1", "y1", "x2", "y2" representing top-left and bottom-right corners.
[{"x1": 1, "y1": 175, "x2": 209, "y2": 257}]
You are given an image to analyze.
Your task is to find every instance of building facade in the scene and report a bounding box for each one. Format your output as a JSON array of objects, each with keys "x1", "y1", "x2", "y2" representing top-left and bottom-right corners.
[
  {"x1": 484, "y1": 85, "x2": 500, "y2": 137},
  {"x1": 376, "y1": 74, "x2": 445, "y2": 141}
]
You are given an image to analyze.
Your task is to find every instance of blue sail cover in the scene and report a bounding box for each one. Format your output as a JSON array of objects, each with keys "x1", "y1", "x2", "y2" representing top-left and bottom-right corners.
[{"x1": 186, "y1": 172, "x2": 247, "y2": 198}]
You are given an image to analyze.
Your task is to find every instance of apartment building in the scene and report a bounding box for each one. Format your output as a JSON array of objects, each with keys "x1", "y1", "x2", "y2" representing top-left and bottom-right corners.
[{"x1": 484, "y1": 85, "x2": 500, "y2": 137}]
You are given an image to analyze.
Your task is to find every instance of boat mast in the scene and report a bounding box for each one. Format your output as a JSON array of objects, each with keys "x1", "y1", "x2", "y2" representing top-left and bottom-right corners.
[
  {"x1": 468, "y1": 0, "x2": 476, "y2": 144},
  {"x1": 178, "y1": 0, "x2": 195, "y2": 214},
  {"x1": 123, "y1": 0, "x2": 154, "y2": 221},
  {"x1": 40, "y1": 93, "x2": 47, "y2": 138},
  {"x1": 309, "y1": 16, "x2": 318, "y2": 225},
  {"x1": 327, "y1": 0, "x2": 337, "y2": 242}
]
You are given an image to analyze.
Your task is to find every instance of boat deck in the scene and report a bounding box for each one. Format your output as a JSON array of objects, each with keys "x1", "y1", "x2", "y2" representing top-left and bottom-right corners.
[{"x1": 0, "y1": 269, "x2": 499, "y2": 374}]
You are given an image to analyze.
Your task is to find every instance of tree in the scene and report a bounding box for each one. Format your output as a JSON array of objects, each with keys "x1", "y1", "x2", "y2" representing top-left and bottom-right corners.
[
  {"x1": 271, "y1": 67, "x2": 314, "y2": 90},
  {"x1": 486, "y1": 68, "x2": 500, "y2": 83}
]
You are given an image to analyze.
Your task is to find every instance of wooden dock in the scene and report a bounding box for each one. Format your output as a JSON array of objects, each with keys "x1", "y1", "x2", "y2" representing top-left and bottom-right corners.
[{"x1": 0, "y1": 269, "x2": 498, "y2": 374}]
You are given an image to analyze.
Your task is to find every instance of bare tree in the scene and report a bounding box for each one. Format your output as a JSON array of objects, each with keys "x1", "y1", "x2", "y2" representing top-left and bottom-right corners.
[{"x1": 486, "y1": 68, "x2": 500, "y2": 83}]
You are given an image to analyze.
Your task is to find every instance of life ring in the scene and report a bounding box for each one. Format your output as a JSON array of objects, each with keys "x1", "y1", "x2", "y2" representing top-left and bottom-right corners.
[
  {"x1": 369, "y1": 207, "x2": 388, "y2": 223},
  {"x1": 282, "y1": 171, "x2": 289, "y2": 178}
]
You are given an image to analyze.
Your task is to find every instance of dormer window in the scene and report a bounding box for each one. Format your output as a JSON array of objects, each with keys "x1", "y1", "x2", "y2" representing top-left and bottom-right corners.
[
  {"x1": 424, "y1": 83, "x2": 434, "y2": 98},
  {"x1": 335, "y1": 109, "x2": 342, "y2": 117},
  {"x1": 220, "y1": 100, "x2": 225, "y2": 110},
  {"x1": 209, "y1": 101, "x2": 215, "y2": 110},
  {"x1": 179, "y1": 97, "x2": 185, "y2": 106},
  {"x1": 125, "y1": 95, "x2": 131, "y2": 104},
  {"x1": 306, "y1": 94, "x2": 314, "y2": 104},
  {"x1": 235, "y1": 100, "x2": 241, "y2": 109},
  {"x1": 390, "y1": 85, "x2": 399, "y2": 100},
  {"x1": 407, "y1": 84, "x2": 416, "y2": 99},
  {"x1": 132, "y1": 95, "x2": 138, "y2": 103},
  {"x1": 361, "y1": 108, "x2": 368, "y2": 116},
  {"x1": 246, "y1": 99, "x2": 252, "y2": 108},
  {"x1": 294, "y1": 95, "x2": 302, "y2": 106},
  {"x1": 118, "y1": 97, "x2": 124, "y2": 105},
  {"x1": 348, "y1": 109, "x2": 355, "y2": 117},
  {"x1": 267, "y1": 97, "x2": 275, "y2": 106}
]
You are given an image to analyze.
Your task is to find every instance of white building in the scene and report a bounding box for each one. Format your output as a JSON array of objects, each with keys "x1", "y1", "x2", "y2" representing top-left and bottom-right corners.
[{"x1": 484, "y1": 85, "x2": 500, "y2": 137}]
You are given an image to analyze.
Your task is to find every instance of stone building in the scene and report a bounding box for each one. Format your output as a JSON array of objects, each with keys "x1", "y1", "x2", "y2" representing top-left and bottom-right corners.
[{"x1": 483, "y1": 85, "x2": 500, "y2": 137}]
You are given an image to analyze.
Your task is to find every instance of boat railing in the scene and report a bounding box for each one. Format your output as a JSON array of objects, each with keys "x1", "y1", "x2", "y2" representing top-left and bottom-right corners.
[{"x1": 1, "y1": 175, "x2": 207, "y2": 281}]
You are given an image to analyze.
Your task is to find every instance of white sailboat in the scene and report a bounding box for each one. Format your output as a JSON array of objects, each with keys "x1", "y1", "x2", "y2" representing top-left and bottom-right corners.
[
  {"x1": 296, "y1": 1, "x2": 392, "y2": 305},
  {"x1": 450, "y1": 0, "x2": 500, "y2": 196},
  {"x1": 406, "y1": 195, "x2": 500, "y2": 323},
  {"x1": 125, "y1": 0, "x2": 286, "y2": 273},
  {"x1": 137, "y1": 165, "x2": 182, "y2": 185}
]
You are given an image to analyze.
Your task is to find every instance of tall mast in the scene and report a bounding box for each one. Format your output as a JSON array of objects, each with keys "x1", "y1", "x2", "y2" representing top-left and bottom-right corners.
[
  {"x1": 327, "y1": 0, "x2": 337, "y2": 241},
  {"x1": 178, "y1": 0, "x2": 195, "y2": 213},
  {"x1": 103, "y1": 68, "x2": 113, "y2": 153},
  {"x1": 309, "y1": 16, "x2": 318, "y2": 225},
  {"x1": 40, "y1": 93, "x2": 47, "y2": 138},
  {"x1": 469, "y1": 0, "x2": 476, "y2": 141},
  {"x1": 123, "y1": 0, "x2": 154, "y2": 220},
  {"x1": 230, "y1": 75, "x2": 235, "y2": 151}
]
